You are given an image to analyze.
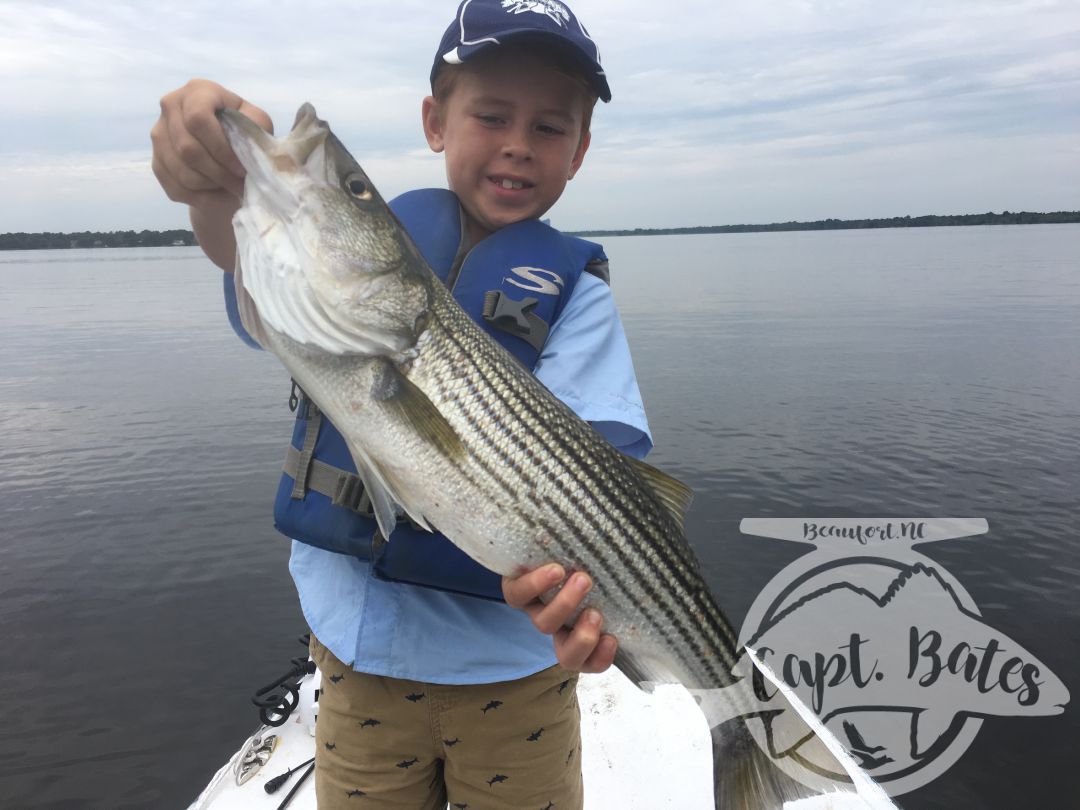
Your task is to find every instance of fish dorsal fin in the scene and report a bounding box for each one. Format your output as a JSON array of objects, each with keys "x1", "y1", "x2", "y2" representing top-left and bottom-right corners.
[
  {"x1": 624, "y1": 456, "x2": 694, "y2": 531},
  {"x1": 371, "y1": 361, "x2": 464, "y2": 461}
]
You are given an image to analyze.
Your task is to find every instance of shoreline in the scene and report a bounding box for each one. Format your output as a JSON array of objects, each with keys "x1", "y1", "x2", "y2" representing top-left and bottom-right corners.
[
  {"x1": 570, "y1": 211, "x2": 1080, "y2": 238},
  {"x1": 2, "y1": 211, "x2": 1078, "y2": 250}
]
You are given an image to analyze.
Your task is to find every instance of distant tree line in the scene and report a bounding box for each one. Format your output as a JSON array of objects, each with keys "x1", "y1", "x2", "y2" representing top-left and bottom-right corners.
[
  {"x1": 2, "y1": 210, "x2": 1078, "y2": 250},
  {"x1": 571, "y1": 210, "x2": 1080, "y2": 238},
  {"x1": 0, "y1": 229, "x2": 196, "y2": 250}
]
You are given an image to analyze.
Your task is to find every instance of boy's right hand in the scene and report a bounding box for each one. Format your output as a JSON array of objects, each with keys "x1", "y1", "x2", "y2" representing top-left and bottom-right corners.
[
  {"x1": 150, "y1": 79, "x2": 273, "y2": 210},
  {"x1": 503, "y1": 566, "x2": 618, "y2": 675}
]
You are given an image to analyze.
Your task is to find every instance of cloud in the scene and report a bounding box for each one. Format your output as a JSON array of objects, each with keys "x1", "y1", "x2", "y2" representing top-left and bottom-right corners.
[
  {"x1": 600, "y1": 1, "x2": 1080, "y2": 148},
  {"x1": 0, "y1": 0, "x2": 1077, "y2": 230}
]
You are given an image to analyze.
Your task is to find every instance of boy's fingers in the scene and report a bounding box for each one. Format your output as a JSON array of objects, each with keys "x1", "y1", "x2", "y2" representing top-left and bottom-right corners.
[
  {"x1": 184, "y1": 91, "x2": 274, "y2": 181},
  {"x1": 150, "y1": 149, "x2": 217, "y2": 207},
  {"x1": 151, "y1": 131, "x2": 227, "y2": 202},
  {"x1": 154, "y1": 79, "x2": 274, "y2": 200},
  {"x1": 531, "y1": 572, "x2": 592, "y2": 635},
  {"x1": 502, "y1": 564, "x2": 564, "y2": 610},
  {"x1": 579, "y1": 634, "x2": 618, "y2": 674},
  {"x1": 238, "y1": 99, "x2": 274, "y2": 135},
  {"x1": 168, "y1": 99, "x2": 245, "y2": 197},
  {"x1": 180, "y1": 81, "x2": 248, "y2": 173},
  {"x1": 502, "y1": 566, "x2": 619, "y2": 674},
  {"x1": 553, "y1": 612, "x2": 616, "y2": 673}
]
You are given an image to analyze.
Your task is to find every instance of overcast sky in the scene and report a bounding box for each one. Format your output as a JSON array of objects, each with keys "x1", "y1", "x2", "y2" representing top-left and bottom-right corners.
[{"x1": 1, "y1": 0, "x2": 1077, "y2": 232}]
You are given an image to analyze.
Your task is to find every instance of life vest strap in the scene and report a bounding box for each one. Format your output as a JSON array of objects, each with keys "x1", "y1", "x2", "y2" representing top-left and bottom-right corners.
[
  {"x1": 288, "y1": 401, "x2": 322, "y2": 500},
  {"x1": 284, "y1": 445, "x2": 429, "y2": 534},
  {"x1": 284, "y1": 444, "x2": 372, "y2": 515}
]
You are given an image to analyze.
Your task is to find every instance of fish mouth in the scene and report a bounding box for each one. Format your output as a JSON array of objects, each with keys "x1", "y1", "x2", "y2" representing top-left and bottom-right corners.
[{"x1": 218, "y1": 103, "x2": 330, "y2": 212}]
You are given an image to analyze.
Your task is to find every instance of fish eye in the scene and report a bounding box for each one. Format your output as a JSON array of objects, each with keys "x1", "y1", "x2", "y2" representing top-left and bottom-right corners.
[{"x1": 346, "y1": 175, "x2": 372, "y2": 200}]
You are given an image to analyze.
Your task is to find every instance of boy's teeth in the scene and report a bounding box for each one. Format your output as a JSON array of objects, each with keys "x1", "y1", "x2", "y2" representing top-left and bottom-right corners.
[{"x1": 500, "y1": 179, "x2": 524, "y2": 190}]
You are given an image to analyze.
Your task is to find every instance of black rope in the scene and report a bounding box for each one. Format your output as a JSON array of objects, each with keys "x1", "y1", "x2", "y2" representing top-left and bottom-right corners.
[
  {"x1": 251, "y1": 634, "x2": 315, "y2": 727},
  {"x1": 264, "y1": 756, "x2": 316, "y2": 794},
  {"x1": 275, "y1": 761, "x2": 315, "y2": 809}
]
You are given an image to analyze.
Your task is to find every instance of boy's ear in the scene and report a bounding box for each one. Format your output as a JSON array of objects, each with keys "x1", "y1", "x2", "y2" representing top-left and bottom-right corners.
[
  {"x1": 421, "y1": 96, "x2": 445, "y2": 153},
  {"x1": 568, "y1": 130, "x2": 591, "y2": 180}
]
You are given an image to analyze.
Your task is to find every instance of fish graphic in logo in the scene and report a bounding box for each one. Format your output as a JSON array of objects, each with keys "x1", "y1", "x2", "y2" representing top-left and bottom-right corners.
[
  {"x1": 729, "y1": 518, "x2": 1070, "y2": 795},
  {"x1": 500, "y1": 0, "x2": 571, "y2": 27}
]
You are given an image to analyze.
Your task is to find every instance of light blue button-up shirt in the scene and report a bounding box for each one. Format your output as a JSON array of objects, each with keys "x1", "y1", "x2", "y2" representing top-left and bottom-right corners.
[{"x1": 226, "y1": 270, "x2": 652, "y2": 684}]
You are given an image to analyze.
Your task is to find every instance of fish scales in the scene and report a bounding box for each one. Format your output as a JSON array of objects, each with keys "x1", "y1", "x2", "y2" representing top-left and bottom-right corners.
[
  {"x1": 218, "y1": 103, "x2": 882, "y2": 809},
  {"x1": 414, "y1": 282, "x2": 742, "y2": 691},
  {"x1": 430, "y1": 285, "x2": 743, "y2": 690}
]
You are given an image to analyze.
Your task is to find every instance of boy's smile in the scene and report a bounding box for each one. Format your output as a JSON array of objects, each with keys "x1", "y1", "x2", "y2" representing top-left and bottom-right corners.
[{"x1": 423, "y1": 53, "x2": 591, "y2": 247}]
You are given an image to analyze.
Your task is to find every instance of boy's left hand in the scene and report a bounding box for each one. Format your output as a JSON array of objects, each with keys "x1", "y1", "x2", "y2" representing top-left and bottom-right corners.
[{"x1": 503, "y1": 565, "x2": 617, "y2": 674}]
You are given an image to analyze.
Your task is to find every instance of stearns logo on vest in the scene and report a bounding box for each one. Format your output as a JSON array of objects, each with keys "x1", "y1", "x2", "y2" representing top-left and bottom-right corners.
[{"x1": 505, "y1": 266, "x2": 565, "y2": 295}]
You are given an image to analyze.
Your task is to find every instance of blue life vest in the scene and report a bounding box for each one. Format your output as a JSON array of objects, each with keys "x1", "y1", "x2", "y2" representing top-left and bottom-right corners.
[{"x1": 273, "y1": 188, "x2": 609, "y2": 601}]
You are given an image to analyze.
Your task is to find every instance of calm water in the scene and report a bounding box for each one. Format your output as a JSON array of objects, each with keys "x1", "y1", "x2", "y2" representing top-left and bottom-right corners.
[{"x1": 1, "y1": 226, "x2": 1078, "y2": 808}]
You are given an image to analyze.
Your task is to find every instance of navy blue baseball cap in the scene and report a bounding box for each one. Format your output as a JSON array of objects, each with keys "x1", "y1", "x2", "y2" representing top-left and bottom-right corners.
[{"x1": 431, "y1": 0, "x2": 611, "y2": 102}]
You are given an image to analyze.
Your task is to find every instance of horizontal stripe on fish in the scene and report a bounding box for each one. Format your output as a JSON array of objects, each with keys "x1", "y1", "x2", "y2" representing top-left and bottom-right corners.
[{"x1": 422, "y1": 291, "x2": 743, "y2": 690}]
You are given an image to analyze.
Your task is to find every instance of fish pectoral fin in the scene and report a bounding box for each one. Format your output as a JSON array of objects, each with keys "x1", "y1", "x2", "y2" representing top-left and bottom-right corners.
[
  {"x1": 623, "y1": 456, "x2": 694, "y2": 531},
  {"x1": 371, "y1": 361, "x2": 464, "y2": 460}
]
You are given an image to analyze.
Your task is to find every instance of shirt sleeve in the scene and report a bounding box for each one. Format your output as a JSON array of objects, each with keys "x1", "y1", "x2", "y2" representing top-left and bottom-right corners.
[
  {"x1": 222, "y1": 271, "x2": 263, "y2": 350},
  {"x1": 534, "y1": 272, "x2": 653, "y2": 459}
]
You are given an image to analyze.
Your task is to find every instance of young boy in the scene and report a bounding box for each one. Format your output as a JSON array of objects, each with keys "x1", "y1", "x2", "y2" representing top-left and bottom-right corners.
[{"x1": 151, "y1": 1, "x2": 651, "y2": 807}]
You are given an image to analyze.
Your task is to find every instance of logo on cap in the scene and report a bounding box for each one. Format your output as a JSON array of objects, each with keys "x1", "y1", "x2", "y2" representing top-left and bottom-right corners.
[{"x1": 501, "y1": 1, "x2": 571, "y2": 27}]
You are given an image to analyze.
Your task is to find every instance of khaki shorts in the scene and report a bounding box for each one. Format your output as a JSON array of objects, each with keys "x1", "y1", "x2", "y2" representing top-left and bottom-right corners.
[{"x1": 309, "y1": 634, "x2": 583, "y2": 810}]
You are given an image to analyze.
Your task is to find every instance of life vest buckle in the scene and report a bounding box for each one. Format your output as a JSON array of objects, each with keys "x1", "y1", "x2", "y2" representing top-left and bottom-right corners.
[
  {"x1": 331, "y1": 474, "x2": 373, "y2": 516},
  {"x1": 481, "y1": 291, "x2": 549, "y2": 352}
]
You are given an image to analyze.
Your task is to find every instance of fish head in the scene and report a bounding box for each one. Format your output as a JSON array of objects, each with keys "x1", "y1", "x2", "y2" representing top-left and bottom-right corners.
[{"x1": 218, "y1": 103, "x2": 430, "y2": 357}]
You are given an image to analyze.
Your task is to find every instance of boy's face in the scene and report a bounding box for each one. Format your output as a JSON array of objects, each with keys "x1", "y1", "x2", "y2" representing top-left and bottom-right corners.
[{"x1": 422, "y1": 52, "x2": 591, "y2": 244}]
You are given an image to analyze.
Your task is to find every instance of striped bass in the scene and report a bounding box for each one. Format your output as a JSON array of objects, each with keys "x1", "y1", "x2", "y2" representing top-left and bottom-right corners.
[{"x1": 218, "y1": 103, "x2": 893, "y2": 809}]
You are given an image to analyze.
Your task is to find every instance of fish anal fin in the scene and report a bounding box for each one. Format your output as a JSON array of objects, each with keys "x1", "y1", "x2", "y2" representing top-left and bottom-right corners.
[
  {"x1": 614, "y1": 648, "x2": 682, "y2": 694},
  {"x1": 624, "y1": 456, "x2": 694, "y2": 531},
  {"x1": 371, "y1": 361, "x2": 464, "y2": 461},
  {"x1": 614, "y1": 649, "x2": 654, "y2": 692}
]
